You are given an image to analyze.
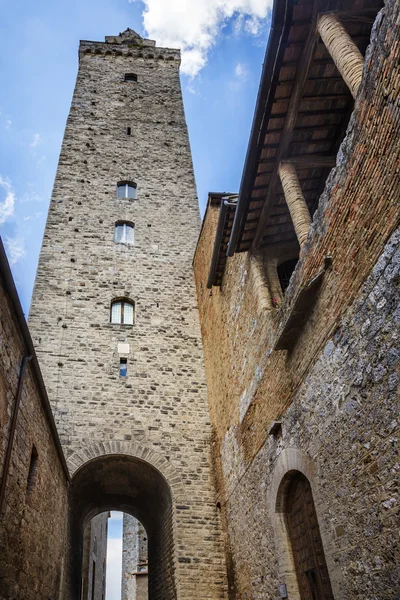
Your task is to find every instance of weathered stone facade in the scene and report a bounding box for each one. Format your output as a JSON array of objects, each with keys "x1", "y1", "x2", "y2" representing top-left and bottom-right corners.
[
  {"x1": 28, "y1": 28, "x2": 227, "y2": 600},
  {"x1": 81, "y1": 512, "x2": 109, "y2": 600},
  {"x1": 0, "y1": 241, "x2": 69, "y2": 600},
  {"x1": 122, "y1": 513, "x2": 148, "y2": 600},
  {"x1": 194, "y1": 1, "x2": 400, "y2": 598},
  {"x1": 1, "y1": 2, "x2": 398, "y2": 598}
]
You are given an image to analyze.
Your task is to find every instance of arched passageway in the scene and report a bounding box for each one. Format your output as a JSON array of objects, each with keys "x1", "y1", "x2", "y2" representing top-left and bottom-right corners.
[{"x1": 67, "y1": 455, "x2": 175, "y2": 600}]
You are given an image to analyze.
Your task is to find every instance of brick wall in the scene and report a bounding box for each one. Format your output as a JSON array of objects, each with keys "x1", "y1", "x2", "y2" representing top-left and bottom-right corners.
[
  {"x1": 194, "y1": 2, "x2": 400, "y2": 598},
  {"x1": 0, "y1": 246, "x2": 69, "y2": 600}
]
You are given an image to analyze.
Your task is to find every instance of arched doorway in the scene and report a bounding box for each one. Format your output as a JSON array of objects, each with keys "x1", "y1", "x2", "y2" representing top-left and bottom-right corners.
[
  {"x1": 285, "y1": 473, "x2": 334, "y2": 600},
  {"x1": 67, "y1": 454, "x2": 176, "y2": 600}
]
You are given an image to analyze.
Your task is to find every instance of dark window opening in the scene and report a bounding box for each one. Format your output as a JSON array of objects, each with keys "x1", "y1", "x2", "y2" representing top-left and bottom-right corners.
[
  {"x1": 120, "y1": 358, "x2": 127, "y2": 377},
  {"x1": 277, "y1": 259, "x2": 298, "y2": 293},
  {"x1": 127, "y1": 127, "x2": 131, "y2": 135},
  {"x1": 124, "y1": 73, "x2": 137, "y2": 82},
  {"x1": 26, "y1": 445, "x2": 38, "y2": 496},
  {"x1": 91, "y1": 560, "x2": 96, "y2": 600}
]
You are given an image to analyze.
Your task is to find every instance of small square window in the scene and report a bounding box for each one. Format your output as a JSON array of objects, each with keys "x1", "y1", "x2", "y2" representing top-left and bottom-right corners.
[
  {"x1": 120, "y1": 358, "x2": 127, "y2": 377},
  {"x1": 124, "y1": 73, "x2": 137, "y2": 82}
]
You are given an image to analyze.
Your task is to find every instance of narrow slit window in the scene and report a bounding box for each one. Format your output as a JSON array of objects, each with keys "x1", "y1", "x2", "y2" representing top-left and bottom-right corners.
[
  {"x1": 26, "y1": 446, "x2": 38, "y2": 496},
  {"x1": 110, "y1": 300, "x2": 135, "y2": 325},
  {"x1": 114, "y1": 222, "x2": 134, "y2": 244},
  {"x1": 277, "y1": 258, "x2": 299, "y2": 293},
  {"x1": 124, "y1": 73, "x2": 138, "y2": 82},
  {"x1": 117, "y1": 181, "x2": 137, "y2": 199},
  {"x1": 120, "y1": 358, "x2": 127, "y2": 377},
  {"x1": 127, "y1": 127, "x2": 131, "y2": 135}
]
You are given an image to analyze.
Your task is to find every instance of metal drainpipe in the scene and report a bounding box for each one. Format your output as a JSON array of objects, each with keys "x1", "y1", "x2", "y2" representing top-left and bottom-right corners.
[{"x1": 0, "y1": 354, "x2": 33, "y2": 517}]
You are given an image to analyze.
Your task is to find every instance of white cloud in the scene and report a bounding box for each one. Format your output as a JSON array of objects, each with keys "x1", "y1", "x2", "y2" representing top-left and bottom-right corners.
[
  {"x1": 235, "y1": 61, "x2": 248, "y2": 79},
  {"x1": 4, "y1": 236, "x2": 26, "y2": 265},
  {"x1": 0, "y1": 176, "x2": 15, "y2": 225},
  {"x1": 0, "y1": 109, "x2": 12, "y2": 129},
  {"x1": 21, "y1": 191, "x2": 44, "y2": 204},
  {"x1": 131, "y1": 0, "x2": 272, "y2": 76},
  {"x1": 106, "y1": 536, "x2": 123, "y2": 600},
  {"x1": 30, "y1": 133, "x2": 42, "y2": 148}
]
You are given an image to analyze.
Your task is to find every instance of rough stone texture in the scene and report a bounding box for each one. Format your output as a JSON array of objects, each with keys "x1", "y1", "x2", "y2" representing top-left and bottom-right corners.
[
  {"x1": 0, "y1": 263, "x2": 69, "y2": 600},
  {"x1": 81, "y1": 512, "x2": 109, "y2": 600},
  {"x1": 28, "y1": 29, "x2": 227, "y2": 600},
  {"x1": 122, "y1": 513, "x2": 148, "y2": 600},
  {"x1": 194, "y1": 3, "x2": 400, "y2": 599}
]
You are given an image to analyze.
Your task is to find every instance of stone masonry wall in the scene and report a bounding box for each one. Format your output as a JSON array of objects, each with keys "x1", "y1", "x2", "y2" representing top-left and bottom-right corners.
[
  {"x1": 81, "y1": 512, "x2": 109, "y2": 600},
  {"x1": 122, "y1": 513, "x2": 148, "y2": 600},
  {"x1": 194, "y1": 3, "x2": 400, "y2": 598},
  {"x1": 0, "y1": 258, "x2": 69, "y2": 600},
  {"x1": 28, "y1": 31, "x2": 227, "y2": 599}
]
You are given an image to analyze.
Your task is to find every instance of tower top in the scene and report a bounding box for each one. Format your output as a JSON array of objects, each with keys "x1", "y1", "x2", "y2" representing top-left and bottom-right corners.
[{"x1": 105, "y1": 28, "x2": 156, "y2": 47}]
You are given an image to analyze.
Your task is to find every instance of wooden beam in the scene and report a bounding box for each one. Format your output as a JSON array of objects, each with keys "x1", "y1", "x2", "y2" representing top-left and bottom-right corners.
[
  {"x1": 281, "y1": 155, "x2": 336, "y2": 168},
  {"x1": 252, "y1": 5, "x2": 319, "y2": 250}
]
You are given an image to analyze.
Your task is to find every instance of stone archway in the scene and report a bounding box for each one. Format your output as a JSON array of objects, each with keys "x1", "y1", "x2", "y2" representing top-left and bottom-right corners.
[
  {"x1": 66, "y1": 440, "x2": 186, "y2": 503},
  {"x1": 66, "y1": 446, "x2": 184, "y2": 600}
]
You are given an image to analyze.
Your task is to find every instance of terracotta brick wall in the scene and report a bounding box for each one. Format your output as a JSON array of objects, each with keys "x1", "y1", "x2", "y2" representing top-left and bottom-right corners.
[{"x1": 194, "y1": 2, "x2": 400, "y2": 597}]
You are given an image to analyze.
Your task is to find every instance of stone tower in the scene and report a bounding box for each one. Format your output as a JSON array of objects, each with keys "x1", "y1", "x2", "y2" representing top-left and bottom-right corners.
[
  {"x1": 29, "y1": 29, "x2": 227, "y2": 600},
  {"x1": 122, "y1": 514, "x2": 148, "y2": 600}
]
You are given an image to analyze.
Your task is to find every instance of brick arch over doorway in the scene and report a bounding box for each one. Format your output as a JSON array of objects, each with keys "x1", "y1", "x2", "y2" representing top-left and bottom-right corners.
[
  {"x1": 66, "y1": 439, "x2": 186, "y2": 502},
  {"x1": 68, "y1": 453, "x2": 178, "y2": 600},
  {"x1": 268, "y1": 448, "x2": 338, "y2": 600}
]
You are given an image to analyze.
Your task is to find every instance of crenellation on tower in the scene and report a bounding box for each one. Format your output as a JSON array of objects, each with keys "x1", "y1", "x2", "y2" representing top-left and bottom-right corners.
[{"x1": 80, "y1": 29, "x2": 180, "y2": 62}]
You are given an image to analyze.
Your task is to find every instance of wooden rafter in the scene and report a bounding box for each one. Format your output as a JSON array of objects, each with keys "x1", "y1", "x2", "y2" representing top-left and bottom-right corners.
[{"x1": 252, "y1": 4, "x2": 320, "y2": 249}]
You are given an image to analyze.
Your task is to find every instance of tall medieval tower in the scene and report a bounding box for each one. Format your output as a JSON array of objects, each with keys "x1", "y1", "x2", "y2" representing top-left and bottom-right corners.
[{"x1": 29, "y1": 29, "x2": 227, "y2": 600}]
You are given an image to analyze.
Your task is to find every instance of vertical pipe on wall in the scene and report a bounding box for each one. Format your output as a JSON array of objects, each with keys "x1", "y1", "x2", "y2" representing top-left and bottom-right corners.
[{"x1": 0, "y1": 354, "x2": 32, "y2": 516}]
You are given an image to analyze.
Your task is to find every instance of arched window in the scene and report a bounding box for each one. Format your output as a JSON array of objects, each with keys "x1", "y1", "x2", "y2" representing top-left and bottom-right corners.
[
  {"x1": 117, "y1": 181, "x2": 137, "y2": 199},
  {"x1": 114, "y1": 222, "x2": 134, "y2": 244},
  {"x1": 110, "y1": 299, "x2": 135, "y2": 325}
]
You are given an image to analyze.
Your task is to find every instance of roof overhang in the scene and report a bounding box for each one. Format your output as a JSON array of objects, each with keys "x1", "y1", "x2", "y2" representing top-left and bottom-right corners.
[{"x1": 226, "y1": 0, "x2": 383, "y2": 257}]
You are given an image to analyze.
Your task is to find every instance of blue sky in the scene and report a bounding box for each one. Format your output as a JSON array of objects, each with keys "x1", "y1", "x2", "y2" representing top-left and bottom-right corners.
[
  {"x1": 106, "y1": 512, "x2": 123, "y2": 600},
  {"x1": 0, "y1": 0, "x2": 272, "y2": 315}
]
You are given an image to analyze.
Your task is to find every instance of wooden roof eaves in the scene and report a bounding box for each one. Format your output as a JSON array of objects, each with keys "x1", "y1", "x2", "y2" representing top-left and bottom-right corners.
[
  {"x1": 252, "y1": 2, "x2": 320, "y2": 249},
  {"x1": 206, "y1": 199, "x2": 237, "y2": 288},
  {"x1": 227, "y1": 0, "x2": 293, "y2": 258},
  {"x1": 193, "y1": 191, "x2": 235, "y2": 267}
]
